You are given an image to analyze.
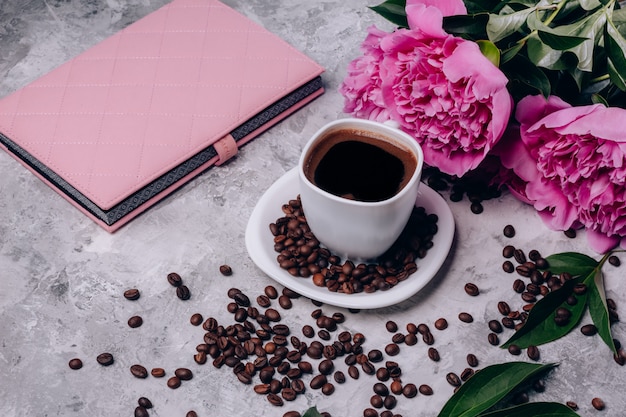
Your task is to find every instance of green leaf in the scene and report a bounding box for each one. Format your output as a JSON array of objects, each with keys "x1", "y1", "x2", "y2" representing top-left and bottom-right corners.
[
  {"x1": 443, "y1": 14, "x2": 490, "y2": 38},
  {"x1": 587, "y1": 267, "x2": 618, "y2": 353},
  {"x1": 464, "y1": 0, "x2": 504, "y2": 14},
  {"x1": 502, "y1": 54, "x2": 552, "y2": 97},
  {"x1": 591, "y1": 93, "x2": 610, "y2": 105},
  {"x1": 605, "y1": 20, "x2": 626, "y2": 91},
  {"x1": 527, "y1": 33, "x2": 568, "y2": 70},
  {"x1": 438, "y1": 362, "x2": 557, "y2": 417},
  {"x1": 369, "y1": 0, "x2": 408, "y2": 28},
  {"x1": 501, "y1": 41, "x2": 525, "y2": 64},
  {"x1": 501, "y1": 277, "x2": 588, "y2": 349},
  {"x1": 302, "y1": 407, "x2": 323, "y2": 417},
  {"x1": 542, "y1": 252, "x2": 598, "y2": 276},
  {"x1": 480, "y1": 402, "x2": 581, "y2": 417},
  {"x1": 477, "y1": 40, "x2": 501, "y2": 66},
  {"x1": 486, "y1": 8, "x2": 536, "y2": 43},
  {"x1": 579, "y1": 0, "x2": 604, "y2": 11},
  {"x1": 537, "y1": 31, "x2": 588, "y2": 50}
]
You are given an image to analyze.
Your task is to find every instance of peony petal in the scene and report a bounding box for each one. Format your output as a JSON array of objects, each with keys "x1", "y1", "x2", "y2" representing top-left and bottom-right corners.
[
  {"x1": 405, "y1": 4, "x2": 449, "y2": 38},
  {"x1": 406, "y1": 0, "x2": 466, "y2": 17},
  {"x1": 586, "y1": 228, "x2": 620, "y2": 254},
  {"x1": 515, "y1": 95, "x2": 571, "y2": 127}
]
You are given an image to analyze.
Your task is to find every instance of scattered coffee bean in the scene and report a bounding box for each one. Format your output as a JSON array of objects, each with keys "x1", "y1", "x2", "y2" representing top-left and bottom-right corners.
[
  {"x1": 383, "y1": 395, "x2": 397, "y2": 409},
  {"x1": 434, "y1": 317, "x2": 448, "y2": 330},
  {"x1": 564, "y1": 228, "x2": 577, "y2": 238},
  {"x1": 348, "y1": 365, "x2": 359, "y2": 380},
  {"x1": 446, "y1": 372, "x2": 461, "y2": 387},
  {"x1": 135, "y1": 406, "x2": 149, "y2": 417},
  {"x1": 334, "y1": 371, "x2": 346, "y2": 384},
  {"x1": 488, "y1": 320, "x2": 503, "y2": 333},
  {"x1": 502, "y1": 261, "x2": 514, "y2": 273},
  {"x1": 591, "y1": 397, "x2": 605, "y2": 410},
  {"x1": 470, "y1": 202, "x2": 483, "y2": 214},
  {"x1": 138, "y1": 397, "x2": 153, "y2": 409},
  {"x1": 418, "y1": 384, "x2": 433, "y2": 395},
  {"x1": 267, "y1": 393, "x2": 284, "y2": 406},
  {"x1": 428, "y1": 347, "x2": 440, "y2": 362},
  {"x1": 460, "y1": 367, "x2": 474, "y2": 381},
  {"x1": 608, "y1": 255, "x2": 621, "y2": 267},
  {"x1": 130, "y1": 364, "x2": 148, "y2": 379},
  {"x1": 283, "y1": 412, "x2": 301, "y2": 417},
  {"x1": 219, "y1": 264, "x2": 233, "y2": 276},
  {"x1": 310, "y1": 374, "x2": 327, "y2": 390},
  {"x1": 502, "y1": 245, "x2": 515, "y2": 258},
  {"x1": 527, "y1": 345, "x2": 540, "y2": 361},
  {"x1": 176, "y1": 285, "x2": 191, "y2": 300},
  {"x1": 513, "y1": 279, "x2": 526, "y2": 293},
  {"x1": 96, "y1": 352, "x2": 114, "y2": 366},
  {"x1": 497, "y1": 301, "x2": 511, "y2": 315},
  {"x1": 278, "y1": 295, "x2": 292, "y2": 309},
  {"x1": 124, "y1": 288, "x2": 141, "y2": 300},
  {"x1": 151, "y1": 368, "x2": 165, "y2": 378},
  {"x1": 581, "y1": 324, "x2": 598, "y2": 336},
  {"x1": 167, "y1": 376, "x2": 181, "y2": 389},
  {"x1": 385, "y1": 320, "x2": 398, "y2": 333},
  {"x1": 186, "y1": 411, "x2": 198, "y2": 417},
  {"x1": 390, "y1": 380, "x2": 402, "y2": 395},
  {"x1": 370, "y1": 394, "x2": 383, "y2": 409},
  {"x1": 488, "y1": 333, "x2": 499, "y2": 346},
  {"x1": 373, "y1": 382, "x2": 389, "y2": 396},
  {"x1": 503, "y1": 224, "x2": 516, "y2": 238},
  {"x1": 167, "y1": 272, "x2": 183, "y2": 287},
  {"x1": 190, "y1": 313, "x2": 203, "y2": 326},
  {"x1": 175, "y1": 368, "x2": 193, "y2": 381},
  {"x1": 68, "y1": 358, "x2": 83, "y2": 370},
  {"x1": 128, "y1": 315, "x2": 143, "y2": 328},
  {"x1": 385, "y1": 343, "x2": 400, "y2": 356},
  {"x1": 466, "y1": 353, "x2": 478, "y2": 367},
  {"x1": 566, "y1": 401, "x2": 578, "y2": 410},
  {"x1": 464, "y1": 283, "x2": 479, "y2": 296},
  {"x1": 507, "y1": 344, "x2": 521, "y2": 355},
  {"x1": 403, "y1": 383, "x2": 418, "y2": 398},
  {"x1": 264, "y1": 285, "x2": 278, "y2": 299},
  {"x1": 458, "y1": 312, "x2": 473, "y2": 323}
]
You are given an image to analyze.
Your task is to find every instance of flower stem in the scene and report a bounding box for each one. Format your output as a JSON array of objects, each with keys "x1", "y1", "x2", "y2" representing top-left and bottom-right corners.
[{"x1": 591, "y1": 74, "x2": 611, "y2": 83}]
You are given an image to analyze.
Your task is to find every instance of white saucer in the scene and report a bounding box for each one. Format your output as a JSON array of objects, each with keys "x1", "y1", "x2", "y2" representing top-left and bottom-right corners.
[{"x1": 245, "y1": 168, "x2": 455, "y2": 309}]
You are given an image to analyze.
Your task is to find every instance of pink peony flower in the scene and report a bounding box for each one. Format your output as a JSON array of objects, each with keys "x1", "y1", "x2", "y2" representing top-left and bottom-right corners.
[
  {"x1": 498, "y1": 94, "x2": 626, "y2": 253},
  {"x1": 340, "y1": 0, "x2": 512, "y2": 177}
]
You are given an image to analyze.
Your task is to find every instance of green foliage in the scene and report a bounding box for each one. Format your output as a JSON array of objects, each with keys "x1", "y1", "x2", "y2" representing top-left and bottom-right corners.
[
  {"x1": 437, "y1": 362, "x2": 579, "y2": 417},
  {"x1": 369, "y1": 0, "x2": 626, "y2": 107}
]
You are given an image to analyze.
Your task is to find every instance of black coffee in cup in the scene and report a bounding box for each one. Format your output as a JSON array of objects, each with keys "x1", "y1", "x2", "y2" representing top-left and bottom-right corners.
[{"x1": 303, "y1": 128, "x2": 418, "y2": 202}]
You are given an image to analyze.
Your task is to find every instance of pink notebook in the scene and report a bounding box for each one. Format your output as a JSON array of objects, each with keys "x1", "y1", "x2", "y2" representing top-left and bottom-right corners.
[{"x1": 0, "y1": 0, "x2": 324, "y2": 232}]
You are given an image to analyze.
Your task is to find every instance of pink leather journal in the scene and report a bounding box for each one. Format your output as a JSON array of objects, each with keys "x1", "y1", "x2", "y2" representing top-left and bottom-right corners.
[{"x1": 0, "y1": 0, "x2": 324, "y2": 232}]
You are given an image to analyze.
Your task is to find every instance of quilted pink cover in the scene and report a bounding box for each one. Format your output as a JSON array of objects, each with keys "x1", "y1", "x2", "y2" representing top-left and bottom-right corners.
[{"x1": 0, "y1": 0, "x2": 324, "y2": 232}]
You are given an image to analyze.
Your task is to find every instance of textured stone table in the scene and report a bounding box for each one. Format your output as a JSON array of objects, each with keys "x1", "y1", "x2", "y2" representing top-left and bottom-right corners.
[{"x1": 0, "y1": 1, "x2": 624, "y2": 417}]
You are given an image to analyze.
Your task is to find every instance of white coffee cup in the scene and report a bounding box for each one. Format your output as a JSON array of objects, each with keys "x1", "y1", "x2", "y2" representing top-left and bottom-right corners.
[{"x1": 298, "y1": 118, "x2": 424, "y2": 260}]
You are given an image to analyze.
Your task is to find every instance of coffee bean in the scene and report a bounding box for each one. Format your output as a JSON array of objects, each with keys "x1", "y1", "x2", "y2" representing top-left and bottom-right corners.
[
  {"x1": 470, "y1": 202, "x2": 483, "y2": 214},
  {"x1": 502, "y1": 245, "x2": 515, "y2": 258},
  {"x1": 527, "y1": 345, "x2": 540, "y2": 361},
  {"x1": 135, "y1": 406, "x2": 149, "y2": 417},
  {"x1": 460, "y1": 367, "x2": 474, "y2": 381},
  {"x1": 581, "y1": 324, "x2": 597, "y2": 336},
  {"x1": 434, "y1": 318, "x2": 448, "y2": 330},
  {"x1": 151, "y1": 368, "x2": 165, "y2": 377},
  {"x1": 373, "y1": 382, "x2": 389, "y2": 396},
  {"x1": 282, "y1": 387, "x2": 297, "y2": 400},
  {"x1": 368, "y1": 349, "x2": 383, "y2": 362},
  {"x1": 310, "y1": 374, "x2": 327, "y2": 390},
  {"x1": 167, "y1": 376, "x2": 181, "y2": 389},
  {"x1": 532, "y1": 379, "x2": 545, "y2": 393},
  {"x1": 488, "y1": 320, "x2": 502, "y2": 333},
  {"x1": 219, "y1": 264, "x2": 233, "y2": 276},
  {"x1": 302, "y1": 325, "x2": 315, "y2": 338},
  {"x1": 68, "y1": 358, "x2": 83, "y2": 370},
  {"x1": 385, "y1": 321, "x2": 398, "y2": 332},
  {"x1": 422, "y1": 332, "x2": 435, "y2": 345},
  {"x1": 513, "y1": 249, "x2": 526, "y2": 264},
  {"x1": 278, "y1": 295, "x2": 293, "y2": 309},
  {"x1": 175, "y1": 368, "x2": 193, "y2": 381},
  {"x1": 363, "y1": 408, "x2": 378, "y2": 417},
  {"x1": 265, "y1": 308, "x2": 281, "y2": 322},
  {"x1": 186, "y1": 412, "x2": 198, "y2": 417},
  {"x1": 591, "y1": 397, "x2": 605, "y2": 410},
  {"x1": 348, "y1": 365, "x2": 359, "y2": 379},
  {"x1": 466, "y1": 353, "x2": 478, "y2": 367},
  {"x1": 124, "y1": 288, "x2": 141, "y2": 300},
  {"x1": 383, "y1": 395, "x2": 397, "y2": 410},
  {"x1": 402, "y1": 383, "x2": 417, "y2": 398},
  {"x1": 503, "y1": 224, "x2": 515, "y2": 238},
  {"x1": 319, "y1": 359, "x2": 334, "y2": 375},
  {"x1": 283, "y1": 412, "x2": 301, "y2": 417},
  {"x1": 264, "y1": 285, "x2": 278, "y2": 299},
  {"x1": 458, "y1": 312, "x2": 473, "y2": 323},
  {"x1": 502, "y1": 261, "x2": 514, "y2": 273},
  {"x1": 390, "y1": 380, "x2": 402, "y2": 395},
  {"x1": 128, "y1": 315, "x2": 143, "y2": 328},
  {"x1": 428, "y1": 347, "x2": 440, "y2": 362},
  {"x1": 564, "y1": 228, "x2": 577, "y2": 238},
  {"x1": 189, "y1": 313, "x2": 203, "y2": 326},
  {"x1": 176, "y1": 285, "x2": 191, "y2": 300},
  {"x1": 267, "y1": 393, "x2": 284, "y2": 407},
  {"x1": 609, "y1": 255, "x2": 621, "y2": 266},
  {"x1": 418, "y1": 384, "x2": 433, "y2": 395},
  {"x1": 446, "y1": 372, "x2": 461, "y2": 387},
  {"x1": 566, "y1": 401, "x2": 578, "y2": 410},
  {"x1": 464, "y1": 283, "x2": 479, "y2": 296},
  {"x1": 362, "y1": 360, "x2": 376, "y2": 375},
  {"x1": 96, "y1": 353, "x2": 114, "y2": 366},
  {"x1": 167, "y1": 272, "x2": 183, "y2": 287},
  {"x1": 513, "y1": 279, "x2": 526, "y2": 293},
  {"x1": 385, "y1": 343, "x2": 400, "y2": 356},
  {"x1": 370, "y1": 394, "x2": 383, "y2": 409},
  {"x1": 488, "y1": 333, "x2": 499, "y2": 346},
  {"x1": 507, "y1": 344, "x2": 521, "y2": 355},
  {"x1": 130, "y1": 364, "x2": 148, "y2": 379},
  {"x1": 573, "y1": 283, "x2": 587, "y2": 295},
  {"x1": 497, "y1": 301, "x2": 511, "y2": 315},
  {"x1": 138, "y1": 397, "x2": 153, "y2": 409},
  {"x1": 334, "y1": 370, "x2": 346, "y2": 384}
]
